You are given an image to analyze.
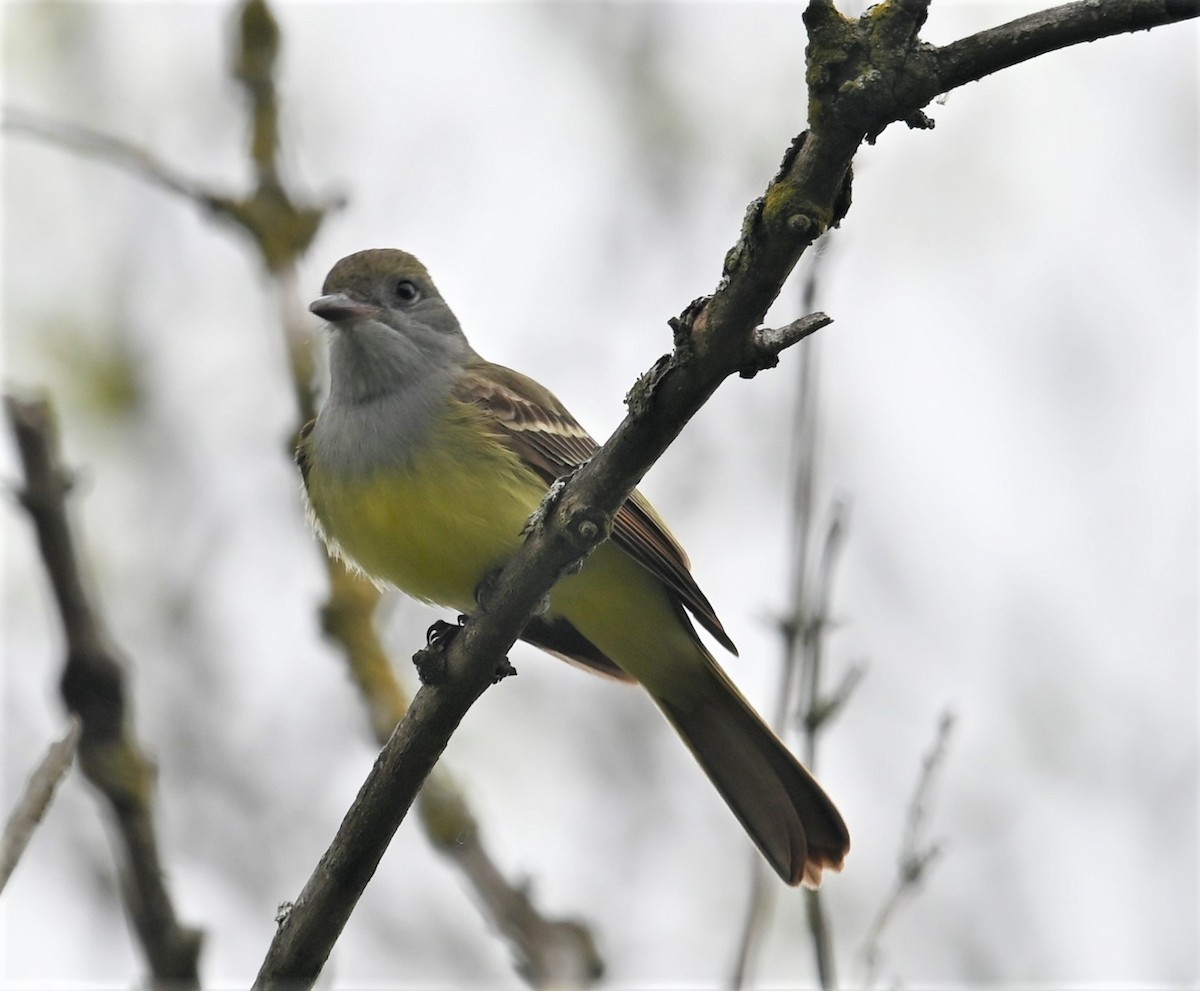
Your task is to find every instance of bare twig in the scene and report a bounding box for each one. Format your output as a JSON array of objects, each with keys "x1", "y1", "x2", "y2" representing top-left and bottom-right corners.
[
  {"x1": 4, "y1": 395, "x2": 203, "y2": 989},
  {"x1": 858, "y1": 711, "x2": 955, "y2": 987},
  {"x1": 2, "y1": 106, "x2": 221, "y2": 205},
  {"x1": 419, "y1": 773, "x2": 603, "y2": 988},
  {"x1": 731, "y1": 249, "x2": 854, "y2": 991},
  {"x1": 933, "y1": 0, "x2": 1200, "y2": 95},
  {"x1": 790, "y1": 277, "x2": 852, "y2": 991},
  {"x1": 741, "y1": 312, "x2": 833, "y2": 378},
  {"x1": 798, "y1": 503, "x2": 849, "y2": 767},
  {"x1": 804, "y1": 885, "x2": 837, "y2": 990},
  {"x1": 224, "y1": 0, "x2": 334, "y2": 272},
  {"x1": 2, "y1": 1, "x2": 337, "y2": 278},
  {"x1": 0, "y1": 718, "x2": 82, "y2": 893},
  {"x1": 729, "y1": 874, "x2": 774, "y2": 991}
]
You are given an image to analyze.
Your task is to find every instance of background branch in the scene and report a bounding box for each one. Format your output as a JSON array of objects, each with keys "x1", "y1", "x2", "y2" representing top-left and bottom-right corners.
[
  {"x1": 731, "y1": 246, "x2": 848, "y2": 991},
  {"x1": 858, "y1": 711, "x2": 955, "y2": 987},
  {"x1": 4, "y1": 396, "x2": 203, "y2": 990},
  {"x1": 0, "y1": 718, "x2": 81, "y2": 894},
  {"x1": 1, "y1": 107, "x2": 220, "y2": 206}
]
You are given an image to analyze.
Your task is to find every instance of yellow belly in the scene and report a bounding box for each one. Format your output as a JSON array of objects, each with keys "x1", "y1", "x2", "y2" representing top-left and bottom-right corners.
[
  {"x1": 305, "y1": 403, "x2": 706, "y2": 692},
  {"x1": 305, "y1": 413, "x2": 540, "y2": 612}
]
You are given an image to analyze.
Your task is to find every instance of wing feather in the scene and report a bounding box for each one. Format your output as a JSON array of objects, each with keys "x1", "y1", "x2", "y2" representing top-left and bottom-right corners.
[{"x1": 453, "y1": 360, "x2": 737, "y2": 655}]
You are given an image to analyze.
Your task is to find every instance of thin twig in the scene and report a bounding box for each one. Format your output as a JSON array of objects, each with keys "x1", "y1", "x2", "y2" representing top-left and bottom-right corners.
[
  {"x1": 419, "y1": 773, "x2": 603, "y2": 988},
  {"x1": 858, "y1": 711, "x2": 955, "y2": 987},
  {"x1": 1, "y1": 106, "x2": 222, "y2": 205},
  {"x1": 731, "y1": 247, "x2": 852, "y2": 991},
  {"x1": 4, "y1": 395, "x2": 203, "y2": 990},
  {"x1": 799, "y1": 503, "x2": 848, "y2": 767},
  {"x1": 0, "y1": 718, "x2": 82, "y2": 893},
  {"x1": 2, "y1": 3, "x2": 337, "y2": 277},
  {"x1": 933, "y1": 0, "x2": 1200, "y2": 95}
]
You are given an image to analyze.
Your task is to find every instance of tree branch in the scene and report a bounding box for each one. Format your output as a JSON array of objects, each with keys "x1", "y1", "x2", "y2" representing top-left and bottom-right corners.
[
  {"x1": 934, "y1": 0, "x2": 1200, "y2": 95},
  {"x1": 801, "y1": 0, "x2": 1199, "y2": 145},
  {"x1": 4, "y1": 395, "x2": 203, "y2": 990},
  {"x1": 318, "y1": 557, "x2": 603, "y2": 987}
]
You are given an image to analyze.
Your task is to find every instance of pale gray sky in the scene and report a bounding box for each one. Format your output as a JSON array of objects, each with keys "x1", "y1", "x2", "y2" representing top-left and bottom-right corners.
[{"x1": 2, "y1": 2, "x2": 1196, "y2": 986}]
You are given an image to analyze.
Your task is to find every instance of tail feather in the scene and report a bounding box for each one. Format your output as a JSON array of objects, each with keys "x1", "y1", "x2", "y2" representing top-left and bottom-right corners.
[{"x1": 652, "y1": 669, "x2": 849, "y2": 887}]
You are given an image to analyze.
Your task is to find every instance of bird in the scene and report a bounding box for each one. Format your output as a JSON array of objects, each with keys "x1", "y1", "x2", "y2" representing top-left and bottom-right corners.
[{"x1": 297, "y1": 248, "x2": 849, "y2": 886}]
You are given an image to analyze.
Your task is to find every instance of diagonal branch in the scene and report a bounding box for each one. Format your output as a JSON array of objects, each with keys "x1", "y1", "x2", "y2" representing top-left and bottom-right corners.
[{"x1": 418, "y1": 773, "x2": 603, "y2": 988}]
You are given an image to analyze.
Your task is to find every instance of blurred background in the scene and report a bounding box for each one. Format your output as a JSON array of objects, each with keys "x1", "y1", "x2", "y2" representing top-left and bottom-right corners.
[{"x1": 1, "y1": 1, "x2": 1196, "y2": 987}]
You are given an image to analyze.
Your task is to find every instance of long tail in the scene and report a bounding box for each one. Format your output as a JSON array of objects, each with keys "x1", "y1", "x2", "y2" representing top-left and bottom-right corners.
[{"x1": 651, "y1": 664, "x2": 849, "y2": 887}]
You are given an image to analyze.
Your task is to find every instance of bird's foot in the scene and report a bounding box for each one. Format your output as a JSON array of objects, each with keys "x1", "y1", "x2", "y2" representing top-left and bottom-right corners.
[
  {"x1": 413, "y1": 615, "x2": 518, "y2": 686},
  {"x1": 412, "y1": 618, "x2": 462, "y2": 685}
]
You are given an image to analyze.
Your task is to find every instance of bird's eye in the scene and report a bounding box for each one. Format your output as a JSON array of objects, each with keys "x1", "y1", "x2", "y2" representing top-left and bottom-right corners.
[{"x1": 395, "y1": 280, "x2": 420, "y2": 303}]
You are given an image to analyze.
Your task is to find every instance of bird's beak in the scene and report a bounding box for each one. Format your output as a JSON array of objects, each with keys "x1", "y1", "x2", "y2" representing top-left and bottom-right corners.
[{"x1": 309, "y1": 293, "x2": 380, "y2": 323}]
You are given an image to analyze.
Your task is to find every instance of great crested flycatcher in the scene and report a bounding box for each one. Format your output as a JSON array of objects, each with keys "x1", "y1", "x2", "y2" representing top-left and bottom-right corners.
[{"x1": 298, "y1": 248, "x2": 849, "y2": 887}]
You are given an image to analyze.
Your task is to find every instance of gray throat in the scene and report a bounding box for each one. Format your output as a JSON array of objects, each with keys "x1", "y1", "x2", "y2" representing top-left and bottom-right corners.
[{"x1": 310, "y1": 365, "x2": 458, "y2": 479}]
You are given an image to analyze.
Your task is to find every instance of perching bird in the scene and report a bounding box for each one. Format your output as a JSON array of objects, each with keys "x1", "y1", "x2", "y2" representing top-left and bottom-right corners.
[{"x1": 298, "y1": 248, "x2": 849, "y2": 886}]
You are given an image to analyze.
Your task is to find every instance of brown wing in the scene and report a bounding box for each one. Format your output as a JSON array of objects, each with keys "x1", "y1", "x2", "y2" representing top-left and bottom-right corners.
[{"x1": 453, "y1": 359, "x2": 737, "y2": 656}]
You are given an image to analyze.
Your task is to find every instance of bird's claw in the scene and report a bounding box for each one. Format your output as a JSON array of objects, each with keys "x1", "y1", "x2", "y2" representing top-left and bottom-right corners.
[
  {"x1": 413, "y1": 616, "x2": 517, "y2": 686},
  {"x1": 412, "y1": 618, "x2": 463, "y2": 684}
]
